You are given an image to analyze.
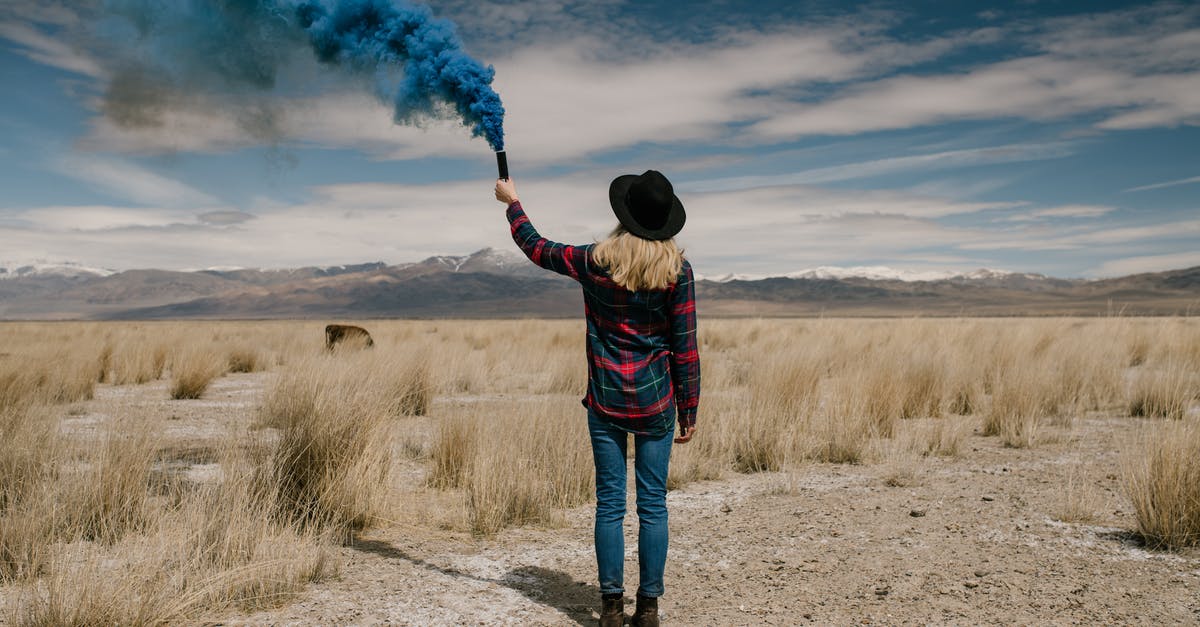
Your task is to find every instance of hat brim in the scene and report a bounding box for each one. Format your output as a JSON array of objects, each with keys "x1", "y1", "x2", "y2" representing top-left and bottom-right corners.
[{"x1": 608, "y1": 175, "x2": 686, "y2": 241}]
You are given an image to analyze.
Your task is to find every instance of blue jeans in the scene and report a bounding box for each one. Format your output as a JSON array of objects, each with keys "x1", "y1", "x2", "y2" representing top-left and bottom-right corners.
[{"x1": 588, "y1": 410, "x2": 674, "y2": 598}]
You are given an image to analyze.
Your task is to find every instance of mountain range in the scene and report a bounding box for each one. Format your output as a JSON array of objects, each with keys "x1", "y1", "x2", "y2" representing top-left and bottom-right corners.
[{"x1": 1, "y1": 249, "x2": 1197, "y2": 319}]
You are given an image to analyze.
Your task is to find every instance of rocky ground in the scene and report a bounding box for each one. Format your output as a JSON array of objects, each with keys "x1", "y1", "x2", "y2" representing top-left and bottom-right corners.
[{"x1": 17, "y1": 374, "x2": 1200, "y2": 625}]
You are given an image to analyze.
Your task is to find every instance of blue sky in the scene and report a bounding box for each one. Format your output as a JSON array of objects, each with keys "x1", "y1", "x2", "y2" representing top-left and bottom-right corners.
[{"x1": 0, "y1": 0, "x2": 1197, "y2": 278}]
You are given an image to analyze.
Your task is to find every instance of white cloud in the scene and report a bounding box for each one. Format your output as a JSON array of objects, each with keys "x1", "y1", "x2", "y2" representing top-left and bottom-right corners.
[
  {"x1": 751, "y1": 5, "x2": 1200, "y2": 139},
  {"x1": 80, "y1": 92, "x2": 489, "y2": 159},
  {"x1": 0, "y1": 21, "x2": 105, "y2": 79},
  {"x1": 1125, "y1": 174, "x2": 1200, "y2": 192},
  {"x1": 1000, "y1": 205, "x2": 1117, "y2": 222},
  {"x1": 0, "y1": 173, "x2": 1043, "y2": 275},
  {"x1": 679, "y1": 142, "x2": 1074, "y2": 193},
  {"x1": 751, "y1": 54, "x2": 1199, "y2": 139},
  {"x1": 2, "y1": 168, "x2": 1194, "y2": 277},
  {"x1": 961, "y1": 218, "x2": 1200, "y2": 251},
  {"x1": 1088, "y1": 251, "x2": 1200, "y2": 277},
  {"x1": 53, "y1": 155, "x2": 218, "y2": 207},
  {"x1": 15, "y1": 205, "x2": 195, "y2": 231}
]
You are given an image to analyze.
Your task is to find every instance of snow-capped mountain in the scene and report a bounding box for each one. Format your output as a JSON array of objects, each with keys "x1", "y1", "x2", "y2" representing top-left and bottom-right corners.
[
  {"x1": 412, "y1": 247, "x2": 547, "y2": 279},
  {"x1": 0, "y1": 261, "x2": 114, "y2": 280},
  {"x1": 2, "y1": 249, "x2": 1194, "y2": 319},
  {"x1": 698, "y1": 266, "x2": 1036, "y2": 283}
]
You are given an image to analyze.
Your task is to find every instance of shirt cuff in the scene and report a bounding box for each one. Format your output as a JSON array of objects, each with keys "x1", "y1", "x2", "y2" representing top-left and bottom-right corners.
[{"x1": 677, "y1": 407, "x2": 697, "y2": 430}]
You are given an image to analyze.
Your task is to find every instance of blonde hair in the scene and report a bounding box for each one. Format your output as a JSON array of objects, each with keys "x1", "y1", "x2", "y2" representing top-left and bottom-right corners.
[{"x1": 592, "y1": 226, "x2": 684, "y2": 291}]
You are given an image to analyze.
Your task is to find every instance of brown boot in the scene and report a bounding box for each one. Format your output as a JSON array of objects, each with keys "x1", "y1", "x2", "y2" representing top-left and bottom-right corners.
[
  {"x1": 600, "y1": 593, "x2": 624, "y2": 627},
  {"x1": 631, "y1": 595, "x2": 659, "y2": 627}
]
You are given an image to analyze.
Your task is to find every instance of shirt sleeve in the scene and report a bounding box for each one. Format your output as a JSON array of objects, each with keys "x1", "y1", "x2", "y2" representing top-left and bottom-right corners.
[
  {"x1": 506, "y1": 201, "x2": 589, "y2": 281},
  {"x1": 669, "y1": 259, "x2": 700, "y2": 430}
]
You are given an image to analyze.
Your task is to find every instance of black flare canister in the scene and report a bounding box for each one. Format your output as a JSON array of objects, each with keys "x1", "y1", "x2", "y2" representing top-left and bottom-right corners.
[{"x1": 496, "y1": 150, "x2": 509, "y2": 180}]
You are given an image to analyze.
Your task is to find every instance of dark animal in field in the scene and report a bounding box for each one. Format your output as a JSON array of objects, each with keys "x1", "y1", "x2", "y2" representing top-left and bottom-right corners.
[{"x1": 325, "y1": 324, "x2": 374, "y2": 350}]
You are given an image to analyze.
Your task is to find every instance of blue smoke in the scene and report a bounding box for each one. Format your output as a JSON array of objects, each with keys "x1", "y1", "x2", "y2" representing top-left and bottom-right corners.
[
  {"x1": 295, "y1": 0, "x2": 505, "y2": 150},
  {"x1": 97, "y1": 0, "x2": 505, "y2": 151}
]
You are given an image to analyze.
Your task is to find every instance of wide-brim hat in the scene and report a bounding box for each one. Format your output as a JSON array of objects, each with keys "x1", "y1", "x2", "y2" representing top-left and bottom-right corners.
[{"x1": 608, "y1": 170, "x2": 686, "y2": 241}]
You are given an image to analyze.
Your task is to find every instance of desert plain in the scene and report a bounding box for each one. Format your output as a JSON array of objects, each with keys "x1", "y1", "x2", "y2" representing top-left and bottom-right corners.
[{"x1": 0, "y1": 317, "x2": 1198, "y2": 625}]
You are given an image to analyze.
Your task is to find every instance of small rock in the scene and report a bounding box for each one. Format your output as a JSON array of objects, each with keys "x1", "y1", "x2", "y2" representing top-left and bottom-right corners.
[
  {"x1": 721, "y1": 503, "x2": 732, "y2": 513},
  {"x1": 909, "y1": 509, "x2": 926, "y2": 518},
  {"x1": 974, "y1": 570, "x2": 989, "y2": 578},
  {"x1": 981, "y1": 495, "x2": 994, "y2": 502},
  {"x1": 964, "y1": 581, "x2": 979, "y2": 589},
  {"x1": 874, "y1": 585, "x2": 890, "y2": 596}
]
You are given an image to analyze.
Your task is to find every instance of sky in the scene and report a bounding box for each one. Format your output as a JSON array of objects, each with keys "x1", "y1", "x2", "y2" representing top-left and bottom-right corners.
[{"x1": 0, "y1": 0, "x2": 1198, "y2": 278}]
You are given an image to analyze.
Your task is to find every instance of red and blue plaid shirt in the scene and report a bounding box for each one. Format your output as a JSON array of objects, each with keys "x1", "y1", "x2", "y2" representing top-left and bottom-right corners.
[{"x1": 507, "y1": 201, "x2": 700, "y2": 435}]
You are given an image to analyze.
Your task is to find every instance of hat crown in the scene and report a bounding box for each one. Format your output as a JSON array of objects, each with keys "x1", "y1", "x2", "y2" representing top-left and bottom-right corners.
[{"x1": 625, "y1": 170, "x2": 673, "y2": 230}]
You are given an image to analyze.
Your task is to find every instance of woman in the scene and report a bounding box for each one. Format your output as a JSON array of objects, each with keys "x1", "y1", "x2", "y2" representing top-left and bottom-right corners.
[{"x1": 494, "y1": 170, "x2": 700, "y2": 627}]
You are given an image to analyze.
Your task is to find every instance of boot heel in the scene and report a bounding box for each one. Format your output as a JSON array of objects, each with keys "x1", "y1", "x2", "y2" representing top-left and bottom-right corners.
[
  {"x1": 600, "y1": 593, "x2": 625, "y2": 627},
  {"x1": 631, "y1": 595, "x2": 659, "y2": 627}
]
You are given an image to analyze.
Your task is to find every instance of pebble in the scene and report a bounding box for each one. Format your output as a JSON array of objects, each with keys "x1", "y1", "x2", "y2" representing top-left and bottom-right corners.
[
  {"x1": 721, "y1": 503, "x2": 733, "y2": 513},
  {"x1": 981, "y1": 495, "x2": 995, "y2": 502},
  {"x1": 909, "y1": 510, "x2": 926, "y2": 518}
]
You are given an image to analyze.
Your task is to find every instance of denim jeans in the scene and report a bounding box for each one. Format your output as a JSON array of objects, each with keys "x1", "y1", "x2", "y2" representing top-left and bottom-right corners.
[{"x1": 588, "y1": 410, "x2": 674, "y2": 598}]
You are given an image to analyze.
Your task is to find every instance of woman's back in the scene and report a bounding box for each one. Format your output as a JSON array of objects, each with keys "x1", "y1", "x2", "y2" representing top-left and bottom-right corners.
[{"x1": 504, "y1": 203, "x2": 699, "y2": 436}]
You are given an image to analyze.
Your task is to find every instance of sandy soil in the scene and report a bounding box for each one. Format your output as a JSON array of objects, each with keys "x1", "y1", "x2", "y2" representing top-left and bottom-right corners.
[{"x1": 26, "y1": 375, "x2": 1200, "y2": 625}]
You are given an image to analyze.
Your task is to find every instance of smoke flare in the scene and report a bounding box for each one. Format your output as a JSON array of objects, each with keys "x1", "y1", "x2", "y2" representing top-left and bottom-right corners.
[{"x1": 94, "y1": 0, "x2": 505, "y2": 151}]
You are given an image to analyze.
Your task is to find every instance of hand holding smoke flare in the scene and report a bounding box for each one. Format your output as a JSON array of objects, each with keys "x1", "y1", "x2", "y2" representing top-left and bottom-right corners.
[{"x1": 89, "y1": 0, "x2": 505, "y2": 160}]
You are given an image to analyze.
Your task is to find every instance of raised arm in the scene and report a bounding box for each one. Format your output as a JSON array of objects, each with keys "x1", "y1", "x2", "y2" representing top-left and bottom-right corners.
[
  {"x1": 669, "y1": 260, "x2": 700, "y2": 441},
  {"x1": 496, "y1": 179, "x2": 588, "y2": 280}
]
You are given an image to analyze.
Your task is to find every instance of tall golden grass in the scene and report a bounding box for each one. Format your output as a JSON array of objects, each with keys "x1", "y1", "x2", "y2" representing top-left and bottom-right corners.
[
  {"x1": 170, "y1": 348, "x2": 226, "y2": 400},
  {"x1": 1, "y1": 315, "x2": 1198, "y2": 619},
  {"x1": 1123, "y1": 420, "x2": 1200, "y2": 548},
  {"x1": 427, "y1": 400, "x2": 593, "y2": 535},
  {"x1": 258, "y1": 351, "x2": 405, "y2": 539}
]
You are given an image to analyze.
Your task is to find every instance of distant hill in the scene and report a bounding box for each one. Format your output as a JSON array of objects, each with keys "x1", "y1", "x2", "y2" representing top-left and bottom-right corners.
[{"x1": 0, "y1": 249, "x2": 1196, "y2": 319}]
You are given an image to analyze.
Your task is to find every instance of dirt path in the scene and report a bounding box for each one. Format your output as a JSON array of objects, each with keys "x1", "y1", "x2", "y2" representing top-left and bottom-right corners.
[{"x1": 235, "y1": 416, "x2": 1199, "y2": 626}]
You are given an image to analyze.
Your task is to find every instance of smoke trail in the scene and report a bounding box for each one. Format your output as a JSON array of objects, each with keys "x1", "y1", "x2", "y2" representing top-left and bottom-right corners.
[{"x1": 92, "y1": 0, "x2": 505, "y2": 151}]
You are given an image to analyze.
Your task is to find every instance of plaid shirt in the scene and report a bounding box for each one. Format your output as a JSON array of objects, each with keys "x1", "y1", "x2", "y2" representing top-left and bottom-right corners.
[{"x1": 507, "y1": 201, "x2": 700, "y2": 435}]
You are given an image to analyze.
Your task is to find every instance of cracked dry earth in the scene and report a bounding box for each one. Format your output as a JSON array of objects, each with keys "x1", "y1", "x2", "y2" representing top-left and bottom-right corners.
[{"x1": 37, "y1": 374, "x2": 1200, "y2": 625}]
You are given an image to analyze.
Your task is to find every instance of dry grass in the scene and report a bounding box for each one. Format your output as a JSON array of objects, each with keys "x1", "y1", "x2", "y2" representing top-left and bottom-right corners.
[
  {"x1": 62, "y1": 421, "x2": 159, "y2": 543},
  {"x1": 258, "y1": 353, "x2": 397, "y2": 540},
  {"x1": 541, "y1": 349, "x2": 588, "y2": 395},
  {"x1": 8, "y1": 440, "x2": 334, "y2": 624},
  {"x1": 1, "y1": 316, "x2": 1199, "y2": 619},
  {"x1": 1055, "y1": 463, "x2": 1104, "y2": 524},
  {"x1": 427, "y1": 401, "x2": 592, "y2": 536},
  {"x1": 1, "y1": 351, "x2": 98, "y2": 409},
  {"x1": 1127, "y1": 361, "x2": 1193, "y2": 420},
  {"x1": 226, "y1": 346, "x2": 264, "y2": 373},
  {"x1": 109, "y1": 342, "x2": 169, "y2": 385},
  {"x1": 1122, "y1": 419, "x2": 1200, "y2": 548},
  {"x1": 390, "y1": 355, "x2": 434, "y2": 416},
  {"x1": 170, "y1": 348, "x2": 226, "y2": 400}
]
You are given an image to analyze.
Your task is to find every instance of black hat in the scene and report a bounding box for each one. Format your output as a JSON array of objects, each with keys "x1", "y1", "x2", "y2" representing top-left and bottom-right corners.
[{"x1": 608, "y1": 170, "x2": 686, "y2": 241}]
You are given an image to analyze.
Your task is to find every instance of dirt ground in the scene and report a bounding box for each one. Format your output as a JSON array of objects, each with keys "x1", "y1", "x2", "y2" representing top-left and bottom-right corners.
[{"x1": 21, "y1": 373, "x2": 1200, "y2": 625}]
